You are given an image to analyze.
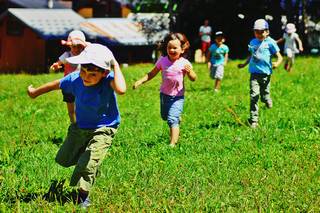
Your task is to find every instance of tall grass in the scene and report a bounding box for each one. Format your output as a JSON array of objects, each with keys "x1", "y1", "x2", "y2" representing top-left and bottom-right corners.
[{"x1": 0, "y1": 57, "x2": 319, "y2": 211}]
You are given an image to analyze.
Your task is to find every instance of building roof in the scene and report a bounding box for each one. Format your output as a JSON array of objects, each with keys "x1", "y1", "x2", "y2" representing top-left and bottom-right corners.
[
  {"x1": 7, "y1": 8, "x2": 85, "y2": 39},
  {"x1": 8, "y1": 0, "x2": 70, "y2": 9},
  {"x1": 80, "y1": 13, "x2": 169, "y2": 46},
  {"x1": 81, "y1": 18, "x2": 149, "y2": 46}
]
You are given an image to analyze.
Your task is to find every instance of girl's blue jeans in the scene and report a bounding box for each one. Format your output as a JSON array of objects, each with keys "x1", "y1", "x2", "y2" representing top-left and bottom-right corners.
[{"x1": 160, "y1": 93, "x2": 184, "y2": 127}]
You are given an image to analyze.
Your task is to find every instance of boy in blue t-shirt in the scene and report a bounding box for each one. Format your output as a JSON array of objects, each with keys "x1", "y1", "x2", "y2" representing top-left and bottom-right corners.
[
  {"x1": 238, "y1": 19, "x2": 282, "y2": 128},
  {"x1": 207, "y1": 31, "x2": 229, "y2": 92},
  {"x1": 27, "y1": 43, "x2": 126, "y2": 208}
]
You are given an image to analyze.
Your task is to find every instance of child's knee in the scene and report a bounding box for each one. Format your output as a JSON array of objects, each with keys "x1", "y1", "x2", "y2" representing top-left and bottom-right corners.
[
  {"x1": 55, "y1": 154, "x2": 73, "y2": 167},
  {"x1": 167, "y1": 115, "x2": 180, "y2": 127}
]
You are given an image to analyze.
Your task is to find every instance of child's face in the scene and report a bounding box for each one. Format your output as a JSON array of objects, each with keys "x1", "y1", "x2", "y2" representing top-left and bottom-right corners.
[
  {"x1": 70, "y1": 44, "x2": 85, "y2": 56},
  {"x1": 254, "y1": 30, "x2": 269, "y2": 41},
  {"x1": 215, "y1": 36, "x2": 225, "y2": 45},
  {"x1": 80, "y1": 64, "x2": 107, "y2": 87},
  {"x1": 167, "y1": 39, "x2": 184, "y2": 61}
]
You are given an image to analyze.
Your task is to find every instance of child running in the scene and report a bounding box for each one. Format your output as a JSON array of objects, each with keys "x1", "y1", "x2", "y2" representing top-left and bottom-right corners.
[
  {"x1": 277, "y1": 23, "x2": 303, "y2": 72},
  {"x1": 27, "y1": 43, "x2": 126, "y2": 208},
  {"x1": 133, "y1": 33, "x2": 197, "y2": 147},
  {"x1": 207, "y1": 31, "x2": 229, "y2": 92},
  {"x1": 238, "y1": 19, "x2": 282, "y2": 128},
  {"x1": 50, "y1": 30, "x2": 87, "y2": 123}
]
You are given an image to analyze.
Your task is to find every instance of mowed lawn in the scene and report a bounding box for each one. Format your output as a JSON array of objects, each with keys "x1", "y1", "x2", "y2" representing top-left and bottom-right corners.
[{"x1": 0, "y1": 57, "x2": 319, "y2": 211}]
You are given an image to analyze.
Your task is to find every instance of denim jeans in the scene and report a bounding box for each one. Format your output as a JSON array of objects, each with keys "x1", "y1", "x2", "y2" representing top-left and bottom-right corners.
[{"x1": 160, "y1": 93, "x2": 184, "y2": 127}]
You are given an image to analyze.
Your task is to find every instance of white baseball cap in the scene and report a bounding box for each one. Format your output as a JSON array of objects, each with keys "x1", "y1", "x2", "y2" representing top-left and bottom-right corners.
[
  {"x1": 66, "y1": 43, "x2": 115, "y2": 70},
  {"x1": 253, "y1": 19, "x2": 269, "y2": 30},
  {"x1": 285, "y1": 23, "x2": 296, "y2": 33},
  {"x1": 61, "y1": 30, "x2": 86, "y2": 46}
]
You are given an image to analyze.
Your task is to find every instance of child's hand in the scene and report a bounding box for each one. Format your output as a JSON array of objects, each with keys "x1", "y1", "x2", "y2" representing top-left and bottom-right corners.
[
  {"x1": 183, "y1": 64, "x2": 192, "y2": 74},
  {"x1": 299, "y1": 47, "x2": 304, "y2": 52},
  {"x1": 272, "y1": 62, "x2": 280, "y2": 68},
  {"x1": 50, "y1": 63, "x2": 62, "y2": 71},
  {"x1": 27, "y1": 85, "x2": 37, "y2": 99},
  {"x1": 133, "y1": 81, "x2": 141, "y2": 90}
]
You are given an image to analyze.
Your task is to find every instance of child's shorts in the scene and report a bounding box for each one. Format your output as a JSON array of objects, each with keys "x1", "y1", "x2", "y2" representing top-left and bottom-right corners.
[
  {"x1": 210, "y1": 64, "x2": 224, "y2": 80},
  {"x1": 160, "y1": 93, "x2": 184, "y2": 128},
  {"x1": 285, "y1": 48, "x2": 296, "y2": 60},
  {"x1": 62, "y1": 91, "x2": 75, "y2": 103}
]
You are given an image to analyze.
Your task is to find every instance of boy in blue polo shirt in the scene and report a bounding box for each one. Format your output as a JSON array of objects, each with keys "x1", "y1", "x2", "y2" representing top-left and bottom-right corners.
[
  {"x1": 27, "y1": 43, "x2": 126, "y2": 208},
  {"x1": 238, "y1": 19, "x2": 282, "y2": 128},
  {"x1": 207, "y1": 31, "x2": 229, "y2": 92}
]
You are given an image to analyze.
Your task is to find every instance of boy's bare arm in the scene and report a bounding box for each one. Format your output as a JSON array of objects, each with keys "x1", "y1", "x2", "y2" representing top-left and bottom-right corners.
[
  {"x1": 133, "y1": 66, "x2": 160, "y2": 89},
  {"x1": 27, "y1": 79, "x2": 61, "y2": 99},
  {"x1": 224, "y1": 53, "x2": 229, "y2": 65},
  {"x1": 272, "y1": 52, "x2": 283, "y2": 68},
  {"x1": 238, "y1": 55, "x2": 251, "y2": 68},
  {"x1": 110, "y1": 60, "x2": 127, "y2": 95}
]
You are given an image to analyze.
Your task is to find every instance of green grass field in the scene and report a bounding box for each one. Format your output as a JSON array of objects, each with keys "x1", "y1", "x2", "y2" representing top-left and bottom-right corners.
[{"x1": 0, "y1": 57, "x2": 319, "y2": 211}]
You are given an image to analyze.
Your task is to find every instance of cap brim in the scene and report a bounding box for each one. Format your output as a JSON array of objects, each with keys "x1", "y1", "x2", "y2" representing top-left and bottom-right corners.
[
  {"x1": 286, "y1": 29, "x2": 296, "y2": 33},
  {"x1": 66, "y1": 54, "x2": 110, "y2": 70},
  {"x1": 66, "y1": 54, "x2": 91, "y2": 65}
]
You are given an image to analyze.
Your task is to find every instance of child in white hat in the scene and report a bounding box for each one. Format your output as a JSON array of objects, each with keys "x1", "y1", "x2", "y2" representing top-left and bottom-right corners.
[
  {"x1": 50, "y1": 30, "x2": 88, "y2": 123},
  {"x1": 238, "y1": 19, "x2": 283, "y2": 128},
  {"x1": 277, "y1": 23, "x2": 303, "y2": 72},
  {"x1": 27, "y1": 43, "x2": 126, "y2": 208},
  {"x1": 207, "y1": 31, "x2": 229, "y2": 92}
]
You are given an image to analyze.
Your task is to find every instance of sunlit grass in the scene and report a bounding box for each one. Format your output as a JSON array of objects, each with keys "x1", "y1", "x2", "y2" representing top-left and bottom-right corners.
[{"x1": 0, "y1": 57, "x2": 319, "y2": 211}]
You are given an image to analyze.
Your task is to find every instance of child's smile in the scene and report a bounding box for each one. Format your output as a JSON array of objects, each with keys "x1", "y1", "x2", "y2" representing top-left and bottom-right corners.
[{"x1": 167, "y1": 39, "x2": 183, "y2": 61}]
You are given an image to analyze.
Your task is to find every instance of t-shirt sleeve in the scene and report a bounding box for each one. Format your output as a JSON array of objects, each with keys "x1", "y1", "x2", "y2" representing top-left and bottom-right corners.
[
  {"x1": 155, "y1": 56, "x2": 163, "y2": 70},
  {"x1": 225, "y1": 45, "x2": 230, "y2": 53},
  {"x1": 59, "y1": 73, "x2": 73, "y2": 94},
  {"x1": 269, "y1": 39, "x2": 280, "y2": 55},
  {"x1": 58, "y1": 52, "x2": 70, "y2": 64}
]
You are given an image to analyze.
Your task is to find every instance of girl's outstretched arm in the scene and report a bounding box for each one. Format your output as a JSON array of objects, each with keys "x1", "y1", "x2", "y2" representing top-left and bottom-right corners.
[
  {"x1": 110, "y1": 59, "x2": 127, "y2": 95},
  {"x1": 27, "y1": 79, "x2": 61, "y2": 99},
  {"x1": 184, "y1": 64, "x2": 197, "y2": 81},
  {"x1": 133, "y1": 66, "x2": 160, "y2": 89}
]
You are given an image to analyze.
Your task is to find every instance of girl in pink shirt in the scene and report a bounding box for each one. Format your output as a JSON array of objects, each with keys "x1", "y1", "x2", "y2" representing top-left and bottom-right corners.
[{"x1": 133, "y1": 33, "x2": 197, "y2": 147}]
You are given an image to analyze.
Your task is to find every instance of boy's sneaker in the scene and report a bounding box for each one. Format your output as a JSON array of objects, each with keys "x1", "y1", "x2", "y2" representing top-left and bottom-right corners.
[
  {"x1": 247, "y1": 119, "x2": 258, "y2": 129},
  {"x1": 79, "y1": 197, "x2": 91, "y2": 209},
  {"x1": 266, "y1": 101, "x2": 273, "y2": 109},
  {"x1": 250, "y1": 122, "x2": 258, "y2": 129},
  {"x1": 284, "y1": 63, "x2": 289, "y2": 71}
]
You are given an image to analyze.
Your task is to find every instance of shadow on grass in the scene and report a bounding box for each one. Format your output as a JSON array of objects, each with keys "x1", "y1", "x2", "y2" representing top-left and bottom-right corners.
[
  {"x1": 199, "y1": 121, "x2": 242, "y2": 129},
  {"x1": 17, "y1": 179, "x2": 78, "y2": 205}
]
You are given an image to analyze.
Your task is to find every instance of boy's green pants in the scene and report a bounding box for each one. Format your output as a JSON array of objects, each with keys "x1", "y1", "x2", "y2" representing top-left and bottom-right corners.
[
  {"x1": 55, "y1": 123, "x2": 117, "y2": 192},
  {"x1": 249, "y1": 73, "x2": 272, "y2": 123}
]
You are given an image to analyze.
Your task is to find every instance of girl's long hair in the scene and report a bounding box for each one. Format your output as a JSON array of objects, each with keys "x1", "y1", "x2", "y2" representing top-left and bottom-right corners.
[{"x1": 159, "y1": 32, "x2": 190, "y2": 58}]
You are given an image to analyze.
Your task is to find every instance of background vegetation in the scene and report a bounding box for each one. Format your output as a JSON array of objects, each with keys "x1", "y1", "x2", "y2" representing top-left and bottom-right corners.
[{"x1": 0, "y1": 57, "x2": 319, "y2": 211}]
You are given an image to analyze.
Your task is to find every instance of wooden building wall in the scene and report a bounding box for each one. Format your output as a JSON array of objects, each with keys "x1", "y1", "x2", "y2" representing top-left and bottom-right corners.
[{"x1": 0, "y1": 16, "x2": 46, "y2": 73}]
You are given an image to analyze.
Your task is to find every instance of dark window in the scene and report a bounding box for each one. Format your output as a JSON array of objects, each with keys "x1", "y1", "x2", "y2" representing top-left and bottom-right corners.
[{"x1": 7, "y1": 17, "x2": 24, "y2": 36}]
